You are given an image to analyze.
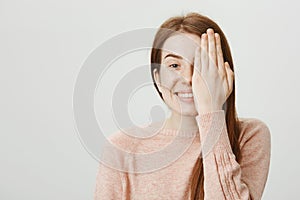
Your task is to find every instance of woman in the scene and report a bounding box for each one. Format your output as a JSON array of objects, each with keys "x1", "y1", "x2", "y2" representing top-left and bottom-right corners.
[{"x1": 94, "y1": 12, "x2": 271, "y2": 200}]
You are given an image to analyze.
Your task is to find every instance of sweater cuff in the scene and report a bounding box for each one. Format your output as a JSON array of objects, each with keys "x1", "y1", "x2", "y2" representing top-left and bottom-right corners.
[{"x1": 195, "y1": 110, "x2": 233, "y2": 158}]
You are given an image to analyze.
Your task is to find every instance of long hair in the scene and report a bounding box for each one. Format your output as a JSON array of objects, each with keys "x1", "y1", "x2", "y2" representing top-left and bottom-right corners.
[{"x1": 150, "y1": 12, "x2": 242, "y2": 200}]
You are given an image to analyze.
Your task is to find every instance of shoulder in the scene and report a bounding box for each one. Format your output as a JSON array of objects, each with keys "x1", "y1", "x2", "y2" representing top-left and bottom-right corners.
[
  {"x1": 106, "y1": 128, "x2": 138, "y2": 152},
  {"x1": 105, "y1": 122, "x2": 166, "y2": 154},
  {"x1": 237, "y1": 117, "x2": 271, "y2": 150}
]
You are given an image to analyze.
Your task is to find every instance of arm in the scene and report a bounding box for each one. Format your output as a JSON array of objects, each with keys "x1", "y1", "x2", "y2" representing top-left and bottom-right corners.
[
  {"x1": 94, "y1": 161, "x2": 123, "y2": 200},
  {"x1": 196, "y1": 110, "x2": 271, "y2": 200},
  {"x1": 94, "y1": 133, "x2": 125, "y2": 200}
]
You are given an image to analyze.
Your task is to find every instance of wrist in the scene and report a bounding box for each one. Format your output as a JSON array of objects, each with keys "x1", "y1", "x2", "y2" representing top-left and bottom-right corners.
[{"x1": 197, "y1": 106, "x2": 223, "y2": 115}]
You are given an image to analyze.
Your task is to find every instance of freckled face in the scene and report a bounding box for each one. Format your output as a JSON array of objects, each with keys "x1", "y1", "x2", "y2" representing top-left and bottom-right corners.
[{"x1": 153, "y1": 32, "x2": 201, "y2": 116}]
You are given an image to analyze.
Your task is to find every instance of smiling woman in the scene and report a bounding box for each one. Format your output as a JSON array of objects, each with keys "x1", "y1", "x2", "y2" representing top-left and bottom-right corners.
[
  {"x1": 153, "y1": 32, "x2": 202, "y2": 116},
  {"x1": 94, "y1": 12, "x2": 271, "y2": 200}
]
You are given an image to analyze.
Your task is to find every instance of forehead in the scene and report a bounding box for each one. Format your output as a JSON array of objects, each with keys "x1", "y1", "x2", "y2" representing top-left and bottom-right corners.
[{"x1": 161, "y1": 32, "x2": 201, "y2": 63}]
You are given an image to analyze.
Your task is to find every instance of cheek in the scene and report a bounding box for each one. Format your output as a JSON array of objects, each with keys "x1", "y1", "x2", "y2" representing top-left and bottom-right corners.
[
  {"x1": 159, "y1": 70, "x2": 181, "y2": 109},
  {"x1": 159, "y1": 69, "x2": 178, "y2": 93}
]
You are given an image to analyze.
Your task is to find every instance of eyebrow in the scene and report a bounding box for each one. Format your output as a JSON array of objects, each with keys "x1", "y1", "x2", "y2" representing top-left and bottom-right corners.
[{"x1": 163, "y1": 53, "x2": 183, "y2": 60}]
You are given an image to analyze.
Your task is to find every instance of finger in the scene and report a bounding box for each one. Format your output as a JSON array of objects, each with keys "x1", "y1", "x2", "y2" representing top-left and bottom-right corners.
[
  {"x1": 200, "y1": 33, "x2": 208, "y2": 73},
  {"x1": 194, "y1": 46, "x2": 201, "y2": 76},
  {"x1": 215, "y1": 33, "x2": 224, "y2": 68},
  {"x1": 207, "y1": 28, "x2": 217, "y2": 69},
  {"x1": 215, "y1": 33, "x2": 226, "y2": 80},
  {"x1": 225, "y1": 62, "x2": 234, "y2": 94}
]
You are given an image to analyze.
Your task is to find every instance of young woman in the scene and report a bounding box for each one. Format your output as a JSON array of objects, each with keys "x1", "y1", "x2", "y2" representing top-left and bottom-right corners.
[{"x1": 94, "y1": 12, "x2": 271, "y2": 200}]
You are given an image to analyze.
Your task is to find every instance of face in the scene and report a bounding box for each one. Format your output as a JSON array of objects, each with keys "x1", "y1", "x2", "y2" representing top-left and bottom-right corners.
[{"x1": 153, "y1": 32, "x2": 201, "y2": 116}]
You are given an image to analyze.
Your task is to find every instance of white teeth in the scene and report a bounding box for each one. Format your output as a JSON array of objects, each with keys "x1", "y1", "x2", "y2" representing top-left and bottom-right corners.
[{"x1": 177, "y1": 93, "x2": 193, "y2": 98}]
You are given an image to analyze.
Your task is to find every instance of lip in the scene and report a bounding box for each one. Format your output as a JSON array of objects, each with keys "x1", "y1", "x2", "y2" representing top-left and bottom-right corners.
[
  {"x1": 174, "y1": 91, "x2": 194, "y2": 103},
  {"x1": 175, "y1": 90, "x2": 193, "y2": 93}
]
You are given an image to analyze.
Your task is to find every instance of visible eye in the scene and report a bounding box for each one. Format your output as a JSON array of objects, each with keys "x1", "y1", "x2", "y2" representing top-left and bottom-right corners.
[{"x1": 169, "y1": 63, "x2": 180, "y2": 69}]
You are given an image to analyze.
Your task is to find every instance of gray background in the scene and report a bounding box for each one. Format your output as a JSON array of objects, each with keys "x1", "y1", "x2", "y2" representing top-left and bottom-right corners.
[{"x1": 1, "y1": 0, "x2": 299, "y2": 199}]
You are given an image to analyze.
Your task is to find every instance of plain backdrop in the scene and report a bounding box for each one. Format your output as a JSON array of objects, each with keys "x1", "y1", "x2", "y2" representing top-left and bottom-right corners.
[{"x1": 1, "y1": 0, "x2": 299, "y2": 199}]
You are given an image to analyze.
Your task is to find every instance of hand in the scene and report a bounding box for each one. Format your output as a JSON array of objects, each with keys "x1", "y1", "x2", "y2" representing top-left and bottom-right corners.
[{"x1": 192, "y1": 28, "x2": 234, "y2": 114}]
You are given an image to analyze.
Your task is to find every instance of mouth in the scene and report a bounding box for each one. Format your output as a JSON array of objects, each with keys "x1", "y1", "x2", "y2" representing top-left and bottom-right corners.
[{"x1": 174, "y1": 92, "x2": 194, "y2": 103}]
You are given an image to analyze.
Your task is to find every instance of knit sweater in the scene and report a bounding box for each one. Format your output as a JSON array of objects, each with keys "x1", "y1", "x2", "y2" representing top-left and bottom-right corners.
[{"x1": 94, "y1": 110, "x2": 271, "y2": 200}]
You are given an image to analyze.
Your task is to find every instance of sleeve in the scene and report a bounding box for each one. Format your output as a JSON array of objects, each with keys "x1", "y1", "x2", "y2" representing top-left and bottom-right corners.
[
  {"x1": 94, "y1": 133, "x2": 125, "y2": 200},
  {"x1": 94, "y1": 161, "x2": 123, "y2": 200},
  {"x1": 195, "y1": 110, "x2": 271, "y2": 200}
]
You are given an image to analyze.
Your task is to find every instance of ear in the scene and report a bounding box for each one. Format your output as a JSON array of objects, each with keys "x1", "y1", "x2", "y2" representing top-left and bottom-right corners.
[{"x1": 153, "y1": 68, "x2": 162, "y2": 92}]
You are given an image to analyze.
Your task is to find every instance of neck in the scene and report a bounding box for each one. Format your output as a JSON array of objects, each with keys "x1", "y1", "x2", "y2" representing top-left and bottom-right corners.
[{"x1": 163, "y1": 111, "x2": 198, "y2": 131}]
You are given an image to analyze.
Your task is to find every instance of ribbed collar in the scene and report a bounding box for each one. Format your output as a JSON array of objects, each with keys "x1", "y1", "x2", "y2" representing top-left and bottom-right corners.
[{"x1": 144, "y1": 121, "x2": 199, "y2": 138}]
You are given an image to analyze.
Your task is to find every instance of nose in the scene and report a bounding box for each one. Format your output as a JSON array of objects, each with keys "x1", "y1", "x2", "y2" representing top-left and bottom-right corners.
[{"x1": 180, "y1": 64, "x2": 194, "y2": 85}]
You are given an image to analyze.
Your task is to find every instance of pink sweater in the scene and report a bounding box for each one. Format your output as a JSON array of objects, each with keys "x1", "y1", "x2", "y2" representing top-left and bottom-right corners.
[{"x1": 94, "y1": 110, "x2": 271, "y2": 200}]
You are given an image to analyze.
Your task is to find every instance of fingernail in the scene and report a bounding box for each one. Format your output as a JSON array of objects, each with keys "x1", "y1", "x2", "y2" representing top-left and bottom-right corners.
[{"x1": 207, "y1": 28, "x2": 213, "y2": 33}]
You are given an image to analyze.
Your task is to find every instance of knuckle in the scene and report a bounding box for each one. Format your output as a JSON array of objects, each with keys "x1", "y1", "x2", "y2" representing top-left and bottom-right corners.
[
  {"x1": 217, "y1": 50, "x2": 223, "y2": 57},
  {"x1": 209, "y1": 48, "x2": 215, "y2": 55}
]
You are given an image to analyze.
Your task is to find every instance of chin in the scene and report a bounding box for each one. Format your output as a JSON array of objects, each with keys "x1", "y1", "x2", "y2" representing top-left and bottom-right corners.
[
  {"x1": 172, "y1": 107, "x2": 198, "y2": 116},
  {"x1": 163, "y1": 94, "x2": 198, "y2": 116},
  {"x1": 178, "y1": 104, "x2": 198, "y2": 116},
  {"x1": 182, "y1": 111, "x2": 198, "y2": 116}
]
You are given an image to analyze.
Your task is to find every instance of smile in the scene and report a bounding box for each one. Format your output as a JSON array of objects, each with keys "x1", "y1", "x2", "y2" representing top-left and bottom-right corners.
[
  {"x1": 174, "y1": 92, "x2": 194, "y2": 103},
  {"x1": 176, "y1": 92, "x2": 193, "y2": 97}
]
